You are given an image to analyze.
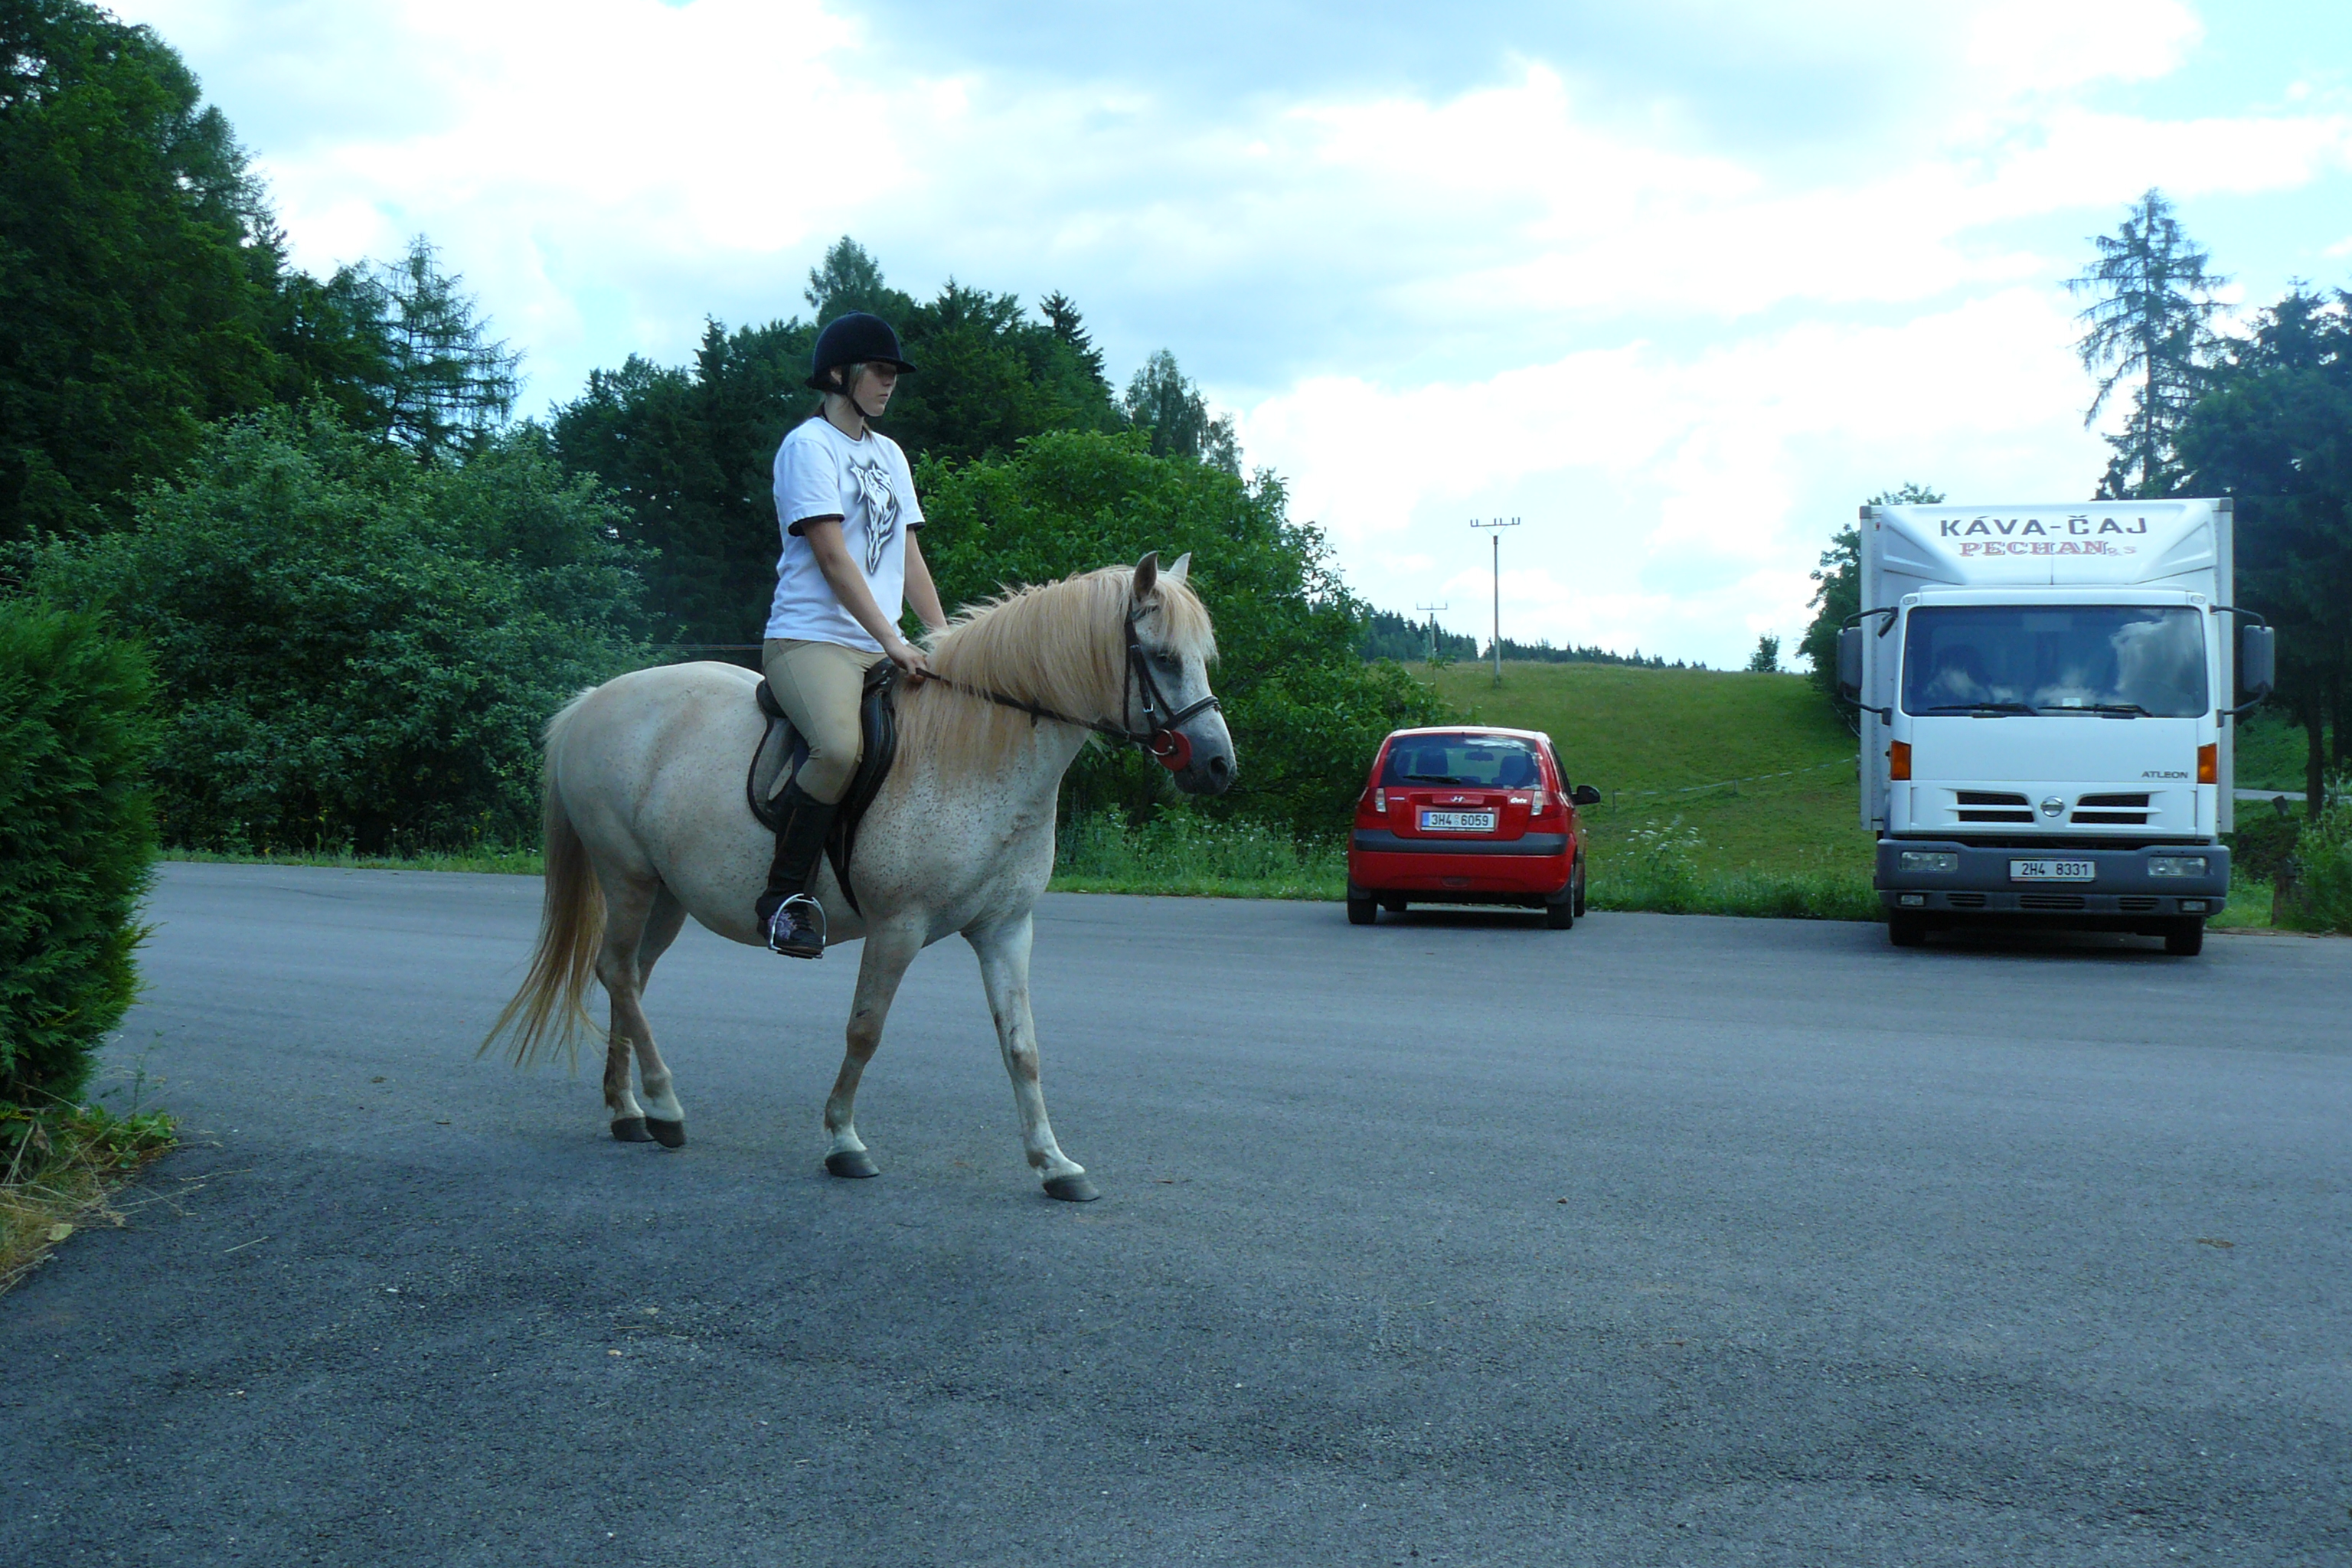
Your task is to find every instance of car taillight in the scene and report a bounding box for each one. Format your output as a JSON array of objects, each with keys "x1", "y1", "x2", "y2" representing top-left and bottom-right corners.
[
  {"x1": 1373, "y1": 787, "x2": 1387, "y2": 813},
  {"x1": 1530, "y1": 786, "x2": 1548, "y2": 815}
]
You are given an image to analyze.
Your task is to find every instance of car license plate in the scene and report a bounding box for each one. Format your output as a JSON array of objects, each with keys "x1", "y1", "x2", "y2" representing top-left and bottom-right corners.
[
  {"x1": 2010, "y1": 859, "x2": 2096, "y2": 882},
  {"x1": 1419, "y1": 810, "x2": 1496, "y2": 833}
]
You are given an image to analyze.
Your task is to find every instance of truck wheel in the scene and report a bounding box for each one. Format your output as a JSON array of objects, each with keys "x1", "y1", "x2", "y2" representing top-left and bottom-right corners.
[
  {"x1": 1347, "y1": 884, "x2": 1377, "y2": 925},
  {"x1": 2163, "y1": 918, "x2": 2204, "y2": 956},
  {"x1": 1887, "y1": 913, "x2": 1927, "y2": 948}
]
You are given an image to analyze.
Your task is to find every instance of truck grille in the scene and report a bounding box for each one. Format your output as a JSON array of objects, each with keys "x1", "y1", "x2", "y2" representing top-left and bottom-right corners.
[
  {"x1": 1955, "y1": 789, "x2": 2034, "y2": 824},
  {"x1": 2018, "y1": 893, "x2": 2087, "y2": 911},
  {"x1": 2118, "y1": 897, "x2": 2160, "y2": 912},
  {"x1": 2073, "y1": 791, "x2": 2151, "y2": 826}
]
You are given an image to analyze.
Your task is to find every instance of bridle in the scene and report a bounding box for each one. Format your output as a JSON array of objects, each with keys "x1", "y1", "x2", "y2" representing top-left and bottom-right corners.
[{"x1": 928, "y1": 604, "x2": 1221, "y2": 772}]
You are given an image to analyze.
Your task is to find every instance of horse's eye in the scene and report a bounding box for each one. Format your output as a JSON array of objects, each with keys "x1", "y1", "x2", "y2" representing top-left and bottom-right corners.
[{"x1": 1155, "y1": 653, "x2": 1181, "y2": 671}]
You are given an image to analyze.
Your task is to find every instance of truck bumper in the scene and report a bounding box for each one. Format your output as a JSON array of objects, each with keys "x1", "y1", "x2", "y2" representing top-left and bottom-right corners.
[{"x1": 1874, "y1": 840, "x2": 2228, "y2": 919}]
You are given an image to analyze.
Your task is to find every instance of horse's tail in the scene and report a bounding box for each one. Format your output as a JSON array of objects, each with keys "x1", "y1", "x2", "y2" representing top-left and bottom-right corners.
[{"x1": 482, "y1": 691, "x2": 606, "y2": 1071}]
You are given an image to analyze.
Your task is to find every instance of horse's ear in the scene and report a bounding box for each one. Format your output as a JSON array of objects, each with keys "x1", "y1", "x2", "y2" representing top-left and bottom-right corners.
[
  {"x1": 1132, "y1": 551, "x2": 1160, "y2": 602},
  {"x1": 1165, "y1": 551, "x2": 1191, "y2": 586}
]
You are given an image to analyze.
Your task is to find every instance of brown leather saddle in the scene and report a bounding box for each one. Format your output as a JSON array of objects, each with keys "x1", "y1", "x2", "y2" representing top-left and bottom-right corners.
[{"x1": 745, "y1": 658, "x2": 900, "y2": 916}]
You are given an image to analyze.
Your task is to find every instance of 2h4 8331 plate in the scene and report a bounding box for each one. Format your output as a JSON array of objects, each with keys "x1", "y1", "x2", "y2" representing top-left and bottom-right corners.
[{"x1": 2010, "y1": 859, "x2": 2095, "y2": 882}]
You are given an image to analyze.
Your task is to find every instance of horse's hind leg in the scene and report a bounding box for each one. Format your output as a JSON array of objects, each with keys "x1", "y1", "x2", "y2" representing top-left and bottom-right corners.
[
  {"x1": 597, "y1": 874, "x2": 686, "y2": 1148},
  {"x1": 967, "y1": 914, "x2": 1095, "y2": 1201},
  {"x1": 821, "y1": 917, "x2": 924, "y2": 1179}
]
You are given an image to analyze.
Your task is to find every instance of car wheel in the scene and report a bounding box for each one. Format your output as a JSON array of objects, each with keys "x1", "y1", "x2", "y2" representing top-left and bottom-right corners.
[
  {"x1": 2163, "y1": 917, "x2": 2204, "y2": 956},
  {"x1": 1544, "y1": 893, "x2": 1574, "y2": 930},
  {"x1": 1571, "y1": 856, "x2": 1587, "y2": 917},
  {"x1": 1888, "y1": 913, "x2": 1927, "y2": 948},
  {"x1": 1347, "y1": 884, "x2": 1377, "y2": 925}
]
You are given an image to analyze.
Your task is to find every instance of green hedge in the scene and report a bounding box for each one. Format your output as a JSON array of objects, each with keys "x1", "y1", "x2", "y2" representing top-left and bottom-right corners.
[
  {"x1": 31, "y1": 407, "x2": 647, "y2": 853},
  {"x1": 2276, "y1": 802, "x2": 2352, "y2": 935},
  {"x1": 0, "y1": 602, "x2": 158, "y2": 1106}
]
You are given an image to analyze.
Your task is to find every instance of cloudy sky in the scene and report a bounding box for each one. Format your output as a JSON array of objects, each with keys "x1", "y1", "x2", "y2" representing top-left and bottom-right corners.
[{"x1": 118, "y1": 0, "x2": 2352, "y2": 666}]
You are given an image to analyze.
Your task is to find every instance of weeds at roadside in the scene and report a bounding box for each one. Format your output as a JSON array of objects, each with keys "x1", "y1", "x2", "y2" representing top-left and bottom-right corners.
[
  {"x1": 2, "y1": 1047, "x2": 178, "y2": 1296},
  {"x1": 1050, "y1": 809, "x2": 1348, "y2": 900},
  {"x1": 2, "y1": 1103, "x2": 176, "y2": 1296},
  {"x1": 166, "y1": 844, "x2": 544, "y2": 877},
  {"x1": 1581, "y1": 816, "x2": 1882, "y2": 921}
]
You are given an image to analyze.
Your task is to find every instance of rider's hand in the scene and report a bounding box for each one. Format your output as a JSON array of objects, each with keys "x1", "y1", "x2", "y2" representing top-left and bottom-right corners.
[{"x1": 886, "y1": 636, "x2": 932, "y2": 684}]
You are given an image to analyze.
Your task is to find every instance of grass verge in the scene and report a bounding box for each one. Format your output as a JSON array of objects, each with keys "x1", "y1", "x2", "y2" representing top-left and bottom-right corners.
[
  {"x1": 167, "y1": 845, "x2": 544, "y2": 876},
  {"x1": 1050, "y1": 811, "x2": 1348, "y2": 900},
  {"x1": 2, "y1": 1098, "x2": 176, "y2": 1296}
]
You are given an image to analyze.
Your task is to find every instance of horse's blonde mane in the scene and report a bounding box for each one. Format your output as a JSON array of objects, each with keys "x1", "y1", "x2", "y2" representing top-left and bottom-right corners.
[{"x1": 899, "y1": 564, "x2": 1217, "y2": 773}]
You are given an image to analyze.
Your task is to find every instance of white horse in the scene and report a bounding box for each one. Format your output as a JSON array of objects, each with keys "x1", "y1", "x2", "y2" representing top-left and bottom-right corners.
[{"x1": 485, "y1": 553, "x2": 1233, "y2": 1201}]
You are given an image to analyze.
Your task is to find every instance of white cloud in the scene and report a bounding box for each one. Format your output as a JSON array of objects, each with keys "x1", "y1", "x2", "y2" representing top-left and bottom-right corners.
[
  {"x1": 1962, "y1": 0, "x2": 2203, "y2": 96},
  {"x1": 1241, "y1": 289, "x2": 2112, "y2": 665}
]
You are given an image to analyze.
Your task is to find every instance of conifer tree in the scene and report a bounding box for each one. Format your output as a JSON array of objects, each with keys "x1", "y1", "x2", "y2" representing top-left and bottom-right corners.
[{"x1": 2069, "y1": 190, "x2": 2226, "y2": 498}]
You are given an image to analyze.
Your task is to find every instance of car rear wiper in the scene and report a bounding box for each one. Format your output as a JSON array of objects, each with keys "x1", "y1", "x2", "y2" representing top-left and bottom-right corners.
[{"x1": 1917, "y1": 701, "x2": 2035, "y2": 715}]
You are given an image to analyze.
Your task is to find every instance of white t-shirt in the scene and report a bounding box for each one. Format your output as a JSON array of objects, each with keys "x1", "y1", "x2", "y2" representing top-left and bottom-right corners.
[{"x1": 765, "y1": 417, "x2": 925, "y2": 649}]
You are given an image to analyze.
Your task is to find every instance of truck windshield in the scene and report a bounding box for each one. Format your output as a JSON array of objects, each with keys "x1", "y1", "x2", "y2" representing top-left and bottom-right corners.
[
  {"x1": 1380, "y1": 734, "x2": 1542, "y2": 787},
  {"x1": 1901, "y1": 606, "x2": 2208, "y2": 717}
]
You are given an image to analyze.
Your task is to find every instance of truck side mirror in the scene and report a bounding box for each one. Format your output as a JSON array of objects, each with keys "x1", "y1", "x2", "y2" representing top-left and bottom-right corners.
[
  {"x1": 1570, "y1": 784, "x2": 1602, "y2": 807},
  {"x1": 2237, "y1": 624, "x2": 2275, "y2": 700},
  {"x1": 1837, "y1": 626, "x2": 1864, "y2": 701}
]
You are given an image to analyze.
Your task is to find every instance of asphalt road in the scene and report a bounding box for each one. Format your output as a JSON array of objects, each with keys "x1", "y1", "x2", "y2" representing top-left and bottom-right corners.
[{"x1": 8, "y1": 864, "x2": 2349, "y2": 1566}]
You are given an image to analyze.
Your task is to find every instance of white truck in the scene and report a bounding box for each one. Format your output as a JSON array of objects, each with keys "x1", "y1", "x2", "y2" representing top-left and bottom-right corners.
[{"x1": 1838, "y1": 498, "x2": 2275, "y2": 955}]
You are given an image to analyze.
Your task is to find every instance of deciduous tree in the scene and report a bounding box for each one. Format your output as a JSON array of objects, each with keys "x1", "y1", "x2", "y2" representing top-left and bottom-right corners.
[
  {"x1": 2176, "y1": 289, "x2": 2352, "y2": 815},
  {"x1": 554, "y1": 241, "x2": 1125, "y2": 645},
  {"x1": 1122, "y1": 348, "x2": 1240, "y2": 474},
  {"x1": 0, "y1": 0, "x2": 281, "y2": 539},
  {"x1": 1801, "y1": 484, "x2": 1941, "y2": 697}
]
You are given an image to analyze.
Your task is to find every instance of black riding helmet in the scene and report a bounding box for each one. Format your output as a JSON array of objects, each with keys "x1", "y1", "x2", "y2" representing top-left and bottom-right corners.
[{"x1": 807, "y1": 312, "x2": 916, "y2": 391}]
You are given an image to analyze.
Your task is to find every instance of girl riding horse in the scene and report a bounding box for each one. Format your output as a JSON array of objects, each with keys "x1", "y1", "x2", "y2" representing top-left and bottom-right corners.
[{"x1": 757, "y1": 311, "x2": 948, "y2": 958}]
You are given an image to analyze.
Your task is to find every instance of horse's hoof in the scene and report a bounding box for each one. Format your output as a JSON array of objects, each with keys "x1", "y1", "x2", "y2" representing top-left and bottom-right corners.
[
  {"x1": 825, "y1": 1149, "x2": 880, "y2": 1179},
  {"x1": 645, "y1": 1119, "x2": 686, "y2": 1149},
  {"x1": 610, "y1": 1116, "x2": 652, "y2": 1143},
  {"x1": 1043, "y1": 1173, "x2": 1100, "y2": 1203}
]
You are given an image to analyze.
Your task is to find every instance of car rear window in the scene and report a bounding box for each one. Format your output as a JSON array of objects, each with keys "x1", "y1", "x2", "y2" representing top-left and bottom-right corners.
[{"x1": 1380, "y1": 734, "x2": 1541, "y2": 788}]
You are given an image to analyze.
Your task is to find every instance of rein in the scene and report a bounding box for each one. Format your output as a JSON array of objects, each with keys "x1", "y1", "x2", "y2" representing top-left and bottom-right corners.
[{"x1": 925, "y1": 607, "x2": 1220, "y2": 769}]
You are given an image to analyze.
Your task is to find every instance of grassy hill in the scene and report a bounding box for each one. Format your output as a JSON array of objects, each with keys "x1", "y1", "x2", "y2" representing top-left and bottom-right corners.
[
  {"x1": 2233, "y1": 710, "x2": 2326, "y2": 796},
  {"x1": 1420, "y1": 662, "x2": 1873, "y2": 878}
]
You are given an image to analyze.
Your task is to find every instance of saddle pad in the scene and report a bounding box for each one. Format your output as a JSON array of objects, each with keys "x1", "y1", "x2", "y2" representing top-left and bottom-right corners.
[{"x1": 745, "y1": 659, "x2": 900, "y2": 915}]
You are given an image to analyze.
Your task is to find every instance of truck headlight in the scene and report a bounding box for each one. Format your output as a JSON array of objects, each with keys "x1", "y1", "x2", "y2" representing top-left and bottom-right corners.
[
  {"x1": 1899, "y1": 851, "x2": 1958, "y2": 874},
  {"x1": 2148, "y1": 854, "x2": 2208, "y2": 877}
]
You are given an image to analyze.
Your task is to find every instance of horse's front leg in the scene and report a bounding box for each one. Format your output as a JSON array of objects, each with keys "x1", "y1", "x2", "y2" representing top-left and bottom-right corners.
[
  {"x1": 822, "y1": 916, "x2": 924, "y2": 1178},
  {"x1": 967, "y1": 914, "x2": 1096, "y2": 1202}
]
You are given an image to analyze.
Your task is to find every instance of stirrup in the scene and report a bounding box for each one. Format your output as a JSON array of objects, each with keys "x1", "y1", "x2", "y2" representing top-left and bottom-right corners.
[{"x1": 765, "y1": 893, "x2": 826, "y2": 959}]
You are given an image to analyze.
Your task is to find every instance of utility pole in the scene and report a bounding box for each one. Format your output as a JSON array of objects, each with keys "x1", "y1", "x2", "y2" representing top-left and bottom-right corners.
[
  {"x1": 1469, "y1": 516, "x2": 1521, "y2": 687},
  {"x1": 1413, "y1": 602, "x2": 1448, "y2": 663}
]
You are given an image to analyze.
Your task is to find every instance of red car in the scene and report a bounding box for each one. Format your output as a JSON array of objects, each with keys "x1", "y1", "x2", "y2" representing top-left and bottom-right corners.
[{"x1": 1347, "y1": 726, "x2": 1599, "y2": 928}]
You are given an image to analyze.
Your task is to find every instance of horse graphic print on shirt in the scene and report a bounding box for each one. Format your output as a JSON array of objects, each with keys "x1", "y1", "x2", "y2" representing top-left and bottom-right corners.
[{"x1": 848, "y1": 456, "x2": 899, "y2": 573}]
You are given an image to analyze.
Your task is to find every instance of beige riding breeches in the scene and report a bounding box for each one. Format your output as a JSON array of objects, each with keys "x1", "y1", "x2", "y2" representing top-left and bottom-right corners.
[{"x1": 761, "y1": 638, "x2": 874, "y2": 805}]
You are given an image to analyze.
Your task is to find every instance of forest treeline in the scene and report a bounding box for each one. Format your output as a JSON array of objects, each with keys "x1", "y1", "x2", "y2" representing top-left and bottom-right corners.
[
  {"x1": 1, "y1": 0, "x2": 1438, "y2": 867},
  {"x1": 1798, "y1": 192, "x2": 2351, "y2": 813},
  {"x1": 1359, "y1": 609, "x2": 1690, "y2": 669}
]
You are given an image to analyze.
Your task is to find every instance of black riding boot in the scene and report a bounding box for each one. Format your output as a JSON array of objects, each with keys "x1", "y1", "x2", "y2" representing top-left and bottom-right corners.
[{"x1": 755, "y1": 780, "x2": 838, "y2": 959}]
